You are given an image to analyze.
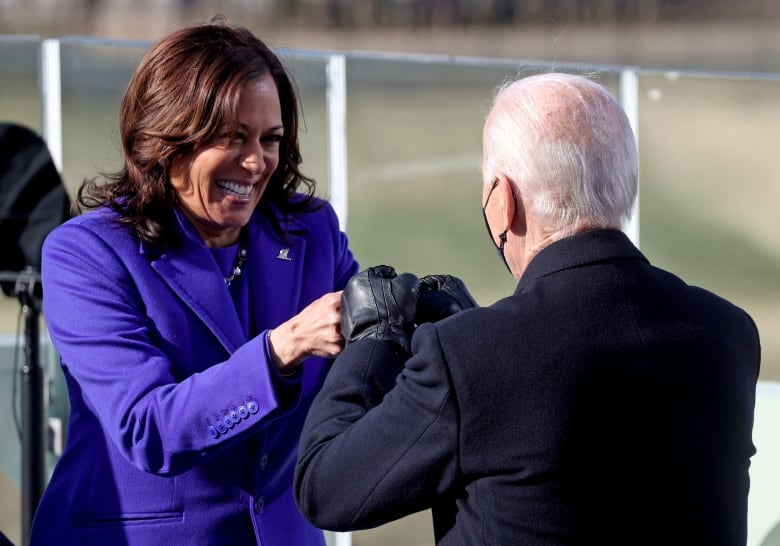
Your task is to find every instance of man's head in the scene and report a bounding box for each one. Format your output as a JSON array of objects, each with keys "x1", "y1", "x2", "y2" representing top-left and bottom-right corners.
[{"x1": 481, "y1": 72, "x2": 638, "y2": 277}]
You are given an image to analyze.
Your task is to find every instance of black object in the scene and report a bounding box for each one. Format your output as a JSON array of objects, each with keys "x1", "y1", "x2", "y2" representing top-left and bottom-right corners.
[
  {"x1": 340, "y1": 265, "x2": 420, "y2": 352},
  {"x1": 0, "y1": 122, "x2": 71, "y2": 297},
  {"x1": 416, "y1": 274, "x2": 479, "y2": 324},
  {"x1": 0, "y1": 122, "x2": 70, "y2": 546},
  {"x1": 0, "y1": 529, "x2": 15, "y2": 546}
]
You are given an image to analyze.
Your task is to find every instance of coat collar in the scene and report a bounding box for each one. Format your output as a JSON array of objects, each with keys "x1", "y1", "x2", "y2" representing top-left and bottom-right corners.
[
  {"x1": 141, "y1": 205, "x2": 310, "y2": 353},
  {"x1": 515, "y1": 229, "x2": 648, "y2": 294}
]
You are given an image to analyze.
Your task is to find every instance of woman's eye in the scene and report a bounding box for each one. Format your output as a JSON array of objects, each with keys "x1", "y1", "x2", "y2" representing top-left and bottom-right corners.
[
  {"x1": 264, "y1": 134, "x2": 283, "y2": 144},
  {"x1": 214, "y1": 132, "x2": 239, "y2": 145}
]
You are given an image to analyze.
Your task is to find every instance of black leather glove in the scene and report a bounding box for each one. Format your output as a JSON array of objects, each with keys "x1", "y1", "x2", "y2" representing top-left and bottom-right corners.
[
  {"x1": 341, "y1": 265, "x2": 420, "y2": 352},
  {"x1": 415, "y1": 274, "x2": 478, "y2": 324}
]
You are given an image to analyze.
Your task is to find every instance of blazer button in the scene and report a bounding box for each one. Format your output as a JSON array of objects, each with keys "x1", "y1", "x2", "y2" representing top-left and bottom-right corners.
[
  {"x1": 253, "y1": 496, "x2": 265, "y2": 515},
  {"x1": 229, "y1": 409, "x2": 240, "y2": 423},
  {"x1": 247, "y1": 401, "x2": 259, "y2": 414},
  {"x1": 223, "y1": 416, "x2": 234, "y2": 429},
  {"x1": 216, "y1": 421, "x2": 227, "y2": 434},
  {"x1": 259, "y1": 452, "x2": 269, "y2": 470},
  {"x1": 207, "y1": 426, "x2": 219, "y2": 438},
  {"x1": 238, "y1": 405, "x2": 249, "y2": 419}
]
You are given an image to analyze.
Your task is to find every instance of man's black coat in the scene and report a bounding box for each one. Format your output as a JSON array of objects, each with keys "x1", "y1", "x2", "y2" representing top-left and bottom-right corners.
[{"x1": 295, "y1": 229, "x2": 761, "y2": 545}]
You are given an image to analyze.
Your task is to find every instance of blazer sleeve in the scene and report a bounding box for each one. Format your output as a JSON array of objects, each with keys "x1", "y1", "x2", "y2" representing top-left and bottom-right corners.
[
  {"x1": 41, "y1": 222, "x2": 300, "y2": 476},
  {"x1": 294, "y1": 325, "x2": 460, "y2": 531}
]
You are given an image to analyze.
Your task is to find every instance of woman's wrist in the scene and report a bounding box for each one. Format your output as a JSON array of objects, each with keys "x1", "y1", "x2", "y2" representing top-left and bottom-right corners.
[{"x1": 267, "y1": 327, "x2": 301, "y2": 375}]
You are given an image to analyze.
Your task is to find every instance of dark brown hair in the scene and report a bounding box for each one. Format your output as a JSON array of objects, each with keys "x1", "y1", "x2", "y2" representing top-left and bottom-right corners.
[{"x1": 76, "y1": 17, "x2": 316, "y2": 247}]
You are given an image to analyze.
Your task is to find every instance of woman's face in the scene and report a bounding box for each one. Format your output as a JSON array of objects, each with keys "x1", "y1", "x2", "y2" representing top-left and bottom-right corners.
[{"x1": 170, "y1": 74, "x2": 283, "y2": 247}]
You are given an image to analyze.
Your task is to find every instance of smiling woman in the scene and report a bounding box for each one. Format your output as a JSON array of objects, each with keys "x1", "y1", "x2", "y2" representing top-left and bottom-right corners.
[
  {"x1": 169, "y1": 75, "x2": 284, "y2": 247},
  {"x1": 29, "y1": 17, "x2": 358, "y2": 546}
]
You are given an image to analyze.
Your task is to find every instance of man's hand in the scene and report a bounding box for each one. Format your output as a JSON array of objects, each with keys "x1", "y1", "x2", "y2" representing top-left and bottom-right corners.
[
  {"x1": 341, "y1": 265, "x2": 420, "y2": 352},
  {"x1": 415, "y1": 274, "x2": 478, "y2": 324}
]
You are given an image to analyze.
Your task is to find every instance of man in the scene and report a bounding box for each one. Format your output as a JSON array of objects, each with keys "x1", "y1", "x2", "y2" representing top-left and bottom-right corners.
[{"x1": 294, "y1": 73, "x2": 761, "y2": 545}]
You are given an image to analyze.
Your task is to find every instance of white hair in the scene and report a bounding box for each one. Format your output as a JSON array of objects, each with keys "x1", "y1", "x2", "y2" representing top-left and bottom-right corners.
[{"x1": 482, "y1": 72, "x2": 638, "y2": 235}]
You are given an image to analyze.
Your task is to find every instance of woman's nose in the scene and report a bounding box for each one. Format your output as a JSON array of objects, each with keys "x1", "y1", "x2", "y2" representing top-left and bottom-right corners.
[{"x1": 241, "y1": 148, "x2": 265, "y2": 174}]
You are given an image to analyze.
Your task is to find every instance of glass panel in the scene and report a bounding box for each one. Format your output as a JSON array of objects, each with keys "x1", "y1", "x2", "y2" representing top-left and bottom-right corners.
[
  {"x1": 0, "y1": 37, "x2": 41, "y2": 131},
  {"x1": 637, "y1": 72, "x2": 780, "y2": 381},
  {"x1": 56, "y1": 43, "x2": 331, "y2": 200},
  {"x1": 343, "y1": 56, "x2": 620, "y2": 308},
  {"x1": 280, "y1": 54, "x2": 330, "y2": 198},
  {"x1": 59, "y1": 38, "x2": 147, "y2": 196},
  {"x1": 344, "y1": 55, "x2": 520, "y2": 307}
]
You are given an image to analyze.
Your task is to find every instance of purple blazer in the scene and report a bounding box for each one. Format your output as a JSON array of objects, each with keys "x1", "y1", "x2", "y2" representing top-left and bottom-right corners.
[{"x1": 31, "y1": 197, "x2": 358, "y2": 545}]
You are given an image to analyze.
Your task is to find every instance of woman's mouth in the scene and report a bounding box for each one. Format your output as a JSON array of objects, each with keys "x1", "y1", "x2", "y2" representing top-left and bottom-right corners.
[{"x1": 216, "y1": 179, "x2": 254, "y2": 199}]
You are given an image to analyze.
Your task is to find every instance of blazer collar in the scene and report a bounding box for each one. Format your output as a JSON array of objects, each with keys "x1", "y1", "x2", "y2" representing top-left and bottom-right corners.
[{"x1": 516, "y1": 229, "x2": 647, "y2": 294}]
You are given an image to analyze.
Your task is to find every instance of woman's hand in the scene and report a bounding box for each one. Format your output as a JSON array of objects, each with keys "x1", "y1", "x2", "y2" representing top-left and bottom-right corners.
[{"x1": 267, "y1": 291, "x2": 344, "y2": 374}]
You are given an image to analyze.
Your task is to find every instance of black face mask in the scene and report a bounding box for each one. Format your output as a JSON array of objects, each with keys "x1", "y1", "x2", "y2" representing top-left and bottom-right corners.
[{"x1": 482, "y1": 179, "x2": 511, "y2": 274}]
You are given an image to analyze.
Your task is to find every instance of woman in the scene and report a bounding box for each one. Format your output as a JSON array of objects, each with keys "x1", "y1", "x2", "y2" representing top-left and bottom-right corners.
[{"x1": 30, "y1": 19, "x2": 358, "y2": 545}]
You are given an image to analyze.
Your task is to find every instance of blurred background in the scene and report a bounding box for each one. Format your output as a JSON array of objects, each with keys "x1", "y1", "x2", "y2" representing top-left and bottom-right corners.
[
  {"x1": 2, "y1": 0, "x2": 780, "y2": 72},
  {"x1": 1, "y1": 1, "x2": 779, "y2": 545}
]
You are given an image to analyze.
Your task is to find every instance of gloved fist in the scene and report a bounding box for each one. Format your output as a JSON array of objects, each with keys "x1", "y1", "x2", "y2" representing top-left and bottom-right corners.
[
  {"x1": 341, "y1": 265, "x2": 420, "y2": 352},
  {"x1": 415, "y1": 274, "x2": 478, "y2": 324}
]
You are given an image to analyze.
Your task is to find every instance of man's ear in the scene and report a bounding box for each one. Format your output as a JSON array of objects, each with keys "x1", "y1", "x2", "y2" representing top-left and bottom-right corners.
[{"x1": 496, "y1": 173, "x2": 524, "y2": 234}]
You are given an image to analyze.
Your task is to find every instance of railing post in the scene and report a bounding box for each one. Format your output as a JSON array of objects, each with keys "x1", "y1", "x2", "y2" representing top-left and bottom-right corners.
[
  {"x1": 40, "y1": 38, "x2": 63, "y2": 173},
  {"x1": 324, "y1": 48, "x2": 353, "y2": 546},
  {"x1": 619, "y1": 68, "x2": 640, "y2": 247},
  {"x1": 326, "y1": 53, "x2": 348, "y2": 231}
]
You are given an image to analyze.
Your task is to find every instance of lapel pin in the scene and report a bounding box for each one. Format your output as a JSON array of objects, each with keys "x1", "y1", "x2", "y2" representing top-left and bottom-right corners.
[{"x1": 276, "y1": 248, "x2": 292, "y2": 261}]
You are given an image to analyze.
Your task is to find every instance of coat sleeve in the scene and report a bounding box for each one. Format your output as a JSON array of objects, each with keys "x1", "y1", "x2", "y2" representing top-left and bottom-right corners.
[
  {"x1": 294, "y1": 326, "x2": 460, "y2": 531},
  {"x1": 41, "y1": 222, "x2": 300, "y2": 476}
]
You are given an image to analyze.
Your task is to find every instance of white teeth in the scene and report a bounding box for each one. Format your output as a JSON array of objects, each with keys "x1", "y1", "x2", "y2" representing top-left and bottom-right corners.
[{"x1": 216, "y1": 180, "x2": 253, "y2": 198}]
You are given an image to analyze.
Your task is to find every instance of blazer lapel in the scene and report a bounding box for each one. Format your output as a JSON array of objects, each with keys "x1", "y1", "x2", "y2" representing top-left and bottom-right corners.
[
  {"x1": 246, "y1": 212, "x2": 308, "y2": 331},
  {"x1": 143, "y1": 221, "x2": 246, "y2": 354}
]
